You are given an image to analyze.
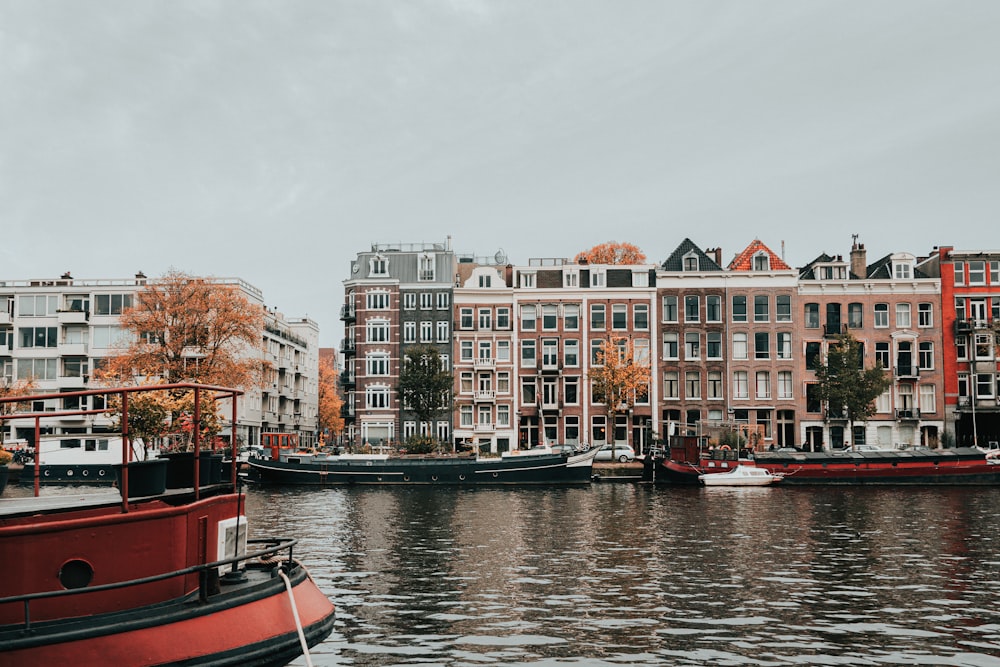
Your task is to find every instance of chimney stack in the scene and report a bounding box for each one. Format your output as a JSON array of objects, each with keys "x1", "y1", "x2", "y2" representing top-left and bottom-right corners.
[{"x1": 850, "y1": 239, "x2": 867, "y2": 278}]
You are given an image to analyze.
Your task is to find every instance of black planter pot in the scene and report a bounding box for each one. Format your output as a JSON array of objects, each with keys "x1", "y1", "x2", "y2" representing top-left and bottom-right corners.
[
  {"x1": 114, "y1": 458, "x2": 168, "y2": 496},
  {"x1": 162, "y1": 451, "x2": 225, "y2": 488},
  {"x1": 0, "y1": 465, "x2": 8, "y2": 495}
]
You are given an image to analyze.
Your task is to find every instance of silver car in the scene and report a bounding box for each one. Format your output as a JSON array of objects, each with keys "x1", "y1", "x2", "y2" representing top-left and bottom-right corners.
[{"x1": 595, "y1": 444, "x2": 635, "y2": 463}]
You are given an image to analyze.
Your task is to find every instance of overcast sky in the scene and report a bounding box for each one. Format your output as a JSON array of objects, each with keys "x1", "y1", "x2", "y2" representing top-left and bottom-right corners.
[{"x1": 2, "y1": 1, "x2": 998, "y2": 346}]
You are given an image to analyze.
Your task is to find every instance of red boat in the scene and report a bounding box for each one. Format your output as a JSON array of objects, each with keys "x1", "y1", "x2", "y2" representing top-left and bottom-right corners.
[
  {"x1": 0, "y1": 383, "x2": 336, "y2": 667},
  {"x1": 647, "y1": 435, "x2": 1000, "y2": 486}
]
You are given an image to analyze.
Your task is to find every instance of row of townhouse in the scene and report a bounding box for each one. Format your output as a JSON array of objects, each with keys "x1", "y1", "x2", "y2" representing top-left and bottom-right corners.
[
  {"x1": 0, "y1": 272, "x2": 320, "y2": 451},
  {"x1": 340, "y1": 237, "x2": 1000, "y2": 455}
]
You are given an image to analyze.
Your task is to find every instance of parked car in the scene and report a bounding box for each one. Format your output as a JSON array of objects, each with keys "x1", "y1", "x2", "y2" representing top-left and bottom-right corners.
[{"x1": 595, "y1": 444, "x2": 635, "y2": 463}]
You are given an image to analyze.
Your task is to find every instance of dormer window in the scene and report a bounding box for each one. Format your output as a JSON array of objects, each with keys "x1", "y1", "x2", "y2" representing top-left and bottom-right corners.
[
  {"x1": 683, "y1": 253, "x2": 699, "y2": 271},
  {"x1": 894, "y1": 262, "x2": 913, "y2": 279},
  {"x1": 419, "y1": 254, "x2": 435, "y2": 281},
  {"x1": 520, "y1": 272, "x2": 536, "y2": 288},
  {"x1": 753, "y1": 252, "x2": 770, "y2": 271},
  {"x1": 370, "y1": 255, "x2": 388, "y2": 276},
  {"x1": 479, "y1": 274, "x2": 492, "y2": 288},
  {"x1": 564, "y1": 270, "x2": 579, "y2": 287},
  {"x1": 818, "y1": 264, "x2": 846, "y2": 280}
]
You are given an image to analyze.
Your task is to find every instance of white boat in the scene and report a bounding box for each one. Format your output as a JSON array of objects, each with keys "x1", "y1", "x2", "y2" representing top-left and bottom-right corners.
[{"x1": 699, "y1": 464, "x2": 783, "y2": 487}]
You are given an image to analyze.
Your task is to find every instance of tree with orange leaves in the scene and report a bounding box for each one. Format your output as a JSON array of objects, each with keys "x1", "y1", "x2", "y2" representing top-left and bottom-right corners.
[
  {"x1": 0, "y1": 376, "x2": 37, "y2": 448},
  {"x1": 99, "y1": 270, "x2": 265, "y2": 389},
  {"x1": 317, "y1": 356, "x2": 343, "y2": 444},
  {"x1": 588, "y1": 336, "x2": 651, "y2": 445},
  {"x1": 574, "y1": 241, "x2": 647, "y2": 265}
]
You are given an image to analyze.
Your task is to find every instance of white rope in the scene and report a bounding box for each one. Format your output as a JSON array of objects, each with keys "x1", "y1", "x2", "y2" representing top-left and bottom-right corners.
[{"x1": 278, "y1": 569, "x2": 314, "y2": 667}]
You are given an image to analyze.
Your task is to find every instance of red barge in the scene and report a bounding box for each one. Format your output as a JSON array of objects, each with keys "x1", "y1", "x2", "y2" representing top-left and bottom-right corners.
[
  {"x1": 646, "y1": 435, "x2": 1000, "y2": 486},
  {"x1": 0, "y1": 383, "x2": 336, "y2": 667}
]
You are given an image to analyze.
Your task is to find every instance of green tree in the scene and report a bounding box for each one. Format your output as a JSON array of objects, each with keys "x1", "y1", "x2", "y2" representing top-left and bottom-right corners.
[
  {"x1": 397, "y1": 344, "x2": 453, "y2": 449},
  {"x1": 813, "y1": 332, "x2": 892, "y2": 449}
]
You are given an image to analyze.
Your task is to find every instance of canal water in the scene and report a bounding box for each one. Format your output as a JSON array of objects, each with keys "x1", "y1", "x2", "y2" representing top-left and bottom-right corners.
[{"x1": 246, "y1": 483, "x2": 1000, "y2": 666}]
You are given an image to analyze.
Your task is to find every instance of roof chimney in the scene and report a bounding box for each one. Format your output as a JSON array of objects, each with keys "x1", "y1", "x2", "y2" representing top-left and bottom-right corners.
[{"x1": 850, "y1": 239, "x2": 867, "y2": 278}]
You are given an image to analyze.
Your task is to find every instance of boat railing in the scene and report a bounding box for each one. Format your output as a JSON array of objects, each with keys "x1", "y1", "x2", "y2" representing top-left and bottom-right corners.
[{"x1": 0, "y1": 536, "x2": 299, "y2": 632}]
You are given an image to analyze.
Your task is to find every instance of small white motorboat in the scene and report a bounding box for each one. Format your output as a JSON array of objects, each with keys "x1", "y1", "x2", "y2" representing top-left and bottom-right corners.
[{"x1": 699, "y1": 464, "x2": 783, "y2": 487}]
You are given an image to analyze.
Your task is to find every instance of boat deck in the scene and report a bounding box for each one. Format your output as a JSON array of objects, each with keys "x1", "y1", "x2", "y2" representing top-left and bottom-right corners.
[{"x1": 0, "y1": 484, "x2": 232, "y2": 519}]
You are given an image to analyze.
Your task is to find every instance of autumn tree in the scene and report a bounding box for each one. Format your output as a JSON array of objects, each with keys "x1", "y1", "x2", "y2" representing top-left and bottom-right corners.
[
  {"x1": 575, "y1": 241, "x2": 647, "y2": 265},
  {"x1": 396, "y1": 344, "x2": 453, "y2": 451},
  {"x1": 317, "y1": 356, "x2": 344, "y2": 444},
  {"x1": 813, "y1": 332, "x2": 892, "y2": 449},
  {"x1": 97, "y1": 270, "x2": 265, "y2": 452},
  {"x1": 0, "y1": 377, "x2": 37, "y2": 448},
  {"x1": 588, "y1": 337, "x2": 651, "y2": 446}
]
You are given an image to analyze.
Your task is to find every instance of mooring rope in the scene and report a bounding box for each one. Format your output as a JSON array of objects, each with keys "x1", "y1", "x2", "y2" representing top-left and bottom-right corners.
[{"x1": 278, "y1": 569, "x2": 314, "y2": 667}]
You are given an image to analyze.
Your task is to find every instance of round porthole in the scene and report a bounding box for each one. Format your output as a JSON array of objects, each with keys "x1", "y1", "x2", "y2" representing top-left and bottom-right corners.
[
  {"x1": 459, "y1": 474, "x2": 466, "y2": 481},
  {"x1": 98, "y1": 469, "x2": 106, "y2": 477},
  {"x1": 59, "y1": 559, "x2": 94, "y2": 589},
  {"x1": 403, "y1": 475, "x2": 410, "y2": 482},
  {"x1": 67, "y1": 469, "x2": 74, "y2": 476},
  {"x1": 492, "y1": 472, "x2": 499, "y2": 478},
  {"x1": 82, "y1": 469, "x2": 89, "y2": 477},
  {"x1": 431, "y1": 475, "x2": 438, "y2": 481}
]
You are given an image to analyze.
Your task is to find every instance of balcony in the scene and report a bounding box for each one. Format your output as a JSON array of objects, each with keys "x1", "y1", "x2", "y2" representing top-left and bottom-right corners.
[
  {"x1": 824, "y1": 323, "x2": 844, "y2": 337},
  {"x1": 60, "y1": 343, "x2": 89, "y2": 357},
  {"x1": 473, "y1": 423, "x2": 495, "y2": 433},
  {"x1": 895, "y1": 409, "x2": 921, "y2": 420},
  {"x1": 954, "y1": 319, "x2": 974, "y2": 335},
  {"x1": 57, "y1": 309, "x2": 89, "y2": 324},
  {"x1": 340, "y1": 374, "x2": 355, "y2": 389},
  {"x1": 894, "y1": 365, "x2": 920, "y2": 378},
  {"x1": 340, "y1": 304, "x2": 356, "y2": 322},
  {"x1": 340, "y1": 338, "x2": 356, "y2": 355},
  {"x1": 474, "y1": 357, "x2": 495, "y2": 370},
  {"x1": 540, "y1": 362, "x2": 562, "y2": 374},
  {"x1": 474, "y1": 390, "x2": 496, "y2": 402},
  {"x1": 0, "y1": 312, "x2": 10, "y2": 325},
  {"x1": 57, "y1": 375, "x2": 88, "y2": 389}
]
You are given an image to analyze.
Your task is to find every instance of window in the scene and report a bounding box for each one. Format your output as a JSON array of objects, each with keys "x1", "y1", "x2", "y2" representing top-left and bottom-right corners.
[
  {"x1": 612, "y1": 304, "x2": 628, "y2": 330},
  {"x1": 564, "y1": 339, "x2": 579, "y2": 366},
  {"x1": 975, "y1": 332, "x2": 994, "y2": 360},
  {"x1": 632, "y1": 271, "x2": 650, "y2": 287},
  {"x1": 847, "y1": 303, "x2": 863, "y2": 328},
  {"x1": 778, "y1": 371, "x2": 793, "y2": 399},
  {"x1": 365, "y1": 385, "x2": 390, "y2": 409},
  {"x1": 684, "y1": 332, "x2": 700, "y2": 359},
  {"x1": 543, "y1": 305, "x2": 558, "y2": 330},
  {"x1": 478, "y1": 405, "x2": 492, "y2": 426},
  {"x1": 753, "y1": 253, "x2": 770, "y2": 271},
  {"x1": 437, "y1": 293, "x2": 449, "y2": 309},
  {"x1": 520, "y1": 272, "x2": 536, "y2": 288},
  {"x1": 420, "y1": 321, "x2": 432, "y2": 342},
  {"x1": 992, "y1": 261, "x2": 1000, "y2": 285},
  {"x1": 542, "y1": 339, "x2": 559, "y2": 368},
  {"x1": 18, "y1": 327, "x2": 57, "y2": 348},
  {"x1": 732, "y1": 371, "x2": 748, "y2": 399},
  {"x1": 17, "y1": 358, "x2": 57, "y2": 380},
  {"x1": 460, "y1": 308, "x2": 474, "y2": 329},
  {"x1": 663, "y1": 372, "x2": 679, "y2": 399},
  {"x1": 755, "y1": 332, "x2": 770, "y2": 360},
  {"x1": 497, "y1": 405, "x2": 510, "y2": 426},
  {"x1": 918, "y1": 342, "x2": 934, "y2": 370},
  {"x1": 563, "y1": 303, "x2": 580, "y2": 331},
  {"x1": 918, "y1": 303, "x2": 933, "y2": 328},
  {"x1": 564, "y1": 270, "x2": 578, "y2": 288},
  {"x1": 460, "y1": 340, "x2": 473, "y2": 361},
  {"x1": 969, "y1": 260, "x2": 986, "y2": 285},
  {"x1": 496, "y1": 307, "x2": 510, "y2": 329},
  {"x1": 707, "y1": 332, "x2": 722, "y2": 359},
  {"x1": 94, "y1": 294, "x2": 133, "y2": 316},
  {"x1": 733, "y1": 332, "x2": 748, "y2": 360},
  {"x1": 522, "y1": 378, "x2": 537, "y2": 404},
  {"x1": 894, "y1": 262, "x2": 912, "y2": 279},
  {"x1": 420, "y1": 293, "x2": 433, "y2": 310},
  {"x1": 732, "y1": 296, "x2": 747, "y2": 322},
  {"x1": 708, "y1": 371, "x2": 722, "y2": 399},
  {"x1": 804, "y1": 303, "x2": 819, "y2": 328},
  {"x1": 777, "y1": 332, "x2": 791, "y2": 359},
  {"x1": 591, "y1": 304, "x2": 606, "y2": 329},
  {"x1": 403, "y1": 321, "x2": 416, "y2": 343},
  {"x1": 496, "y1": 340, "x2": 510, "y2": 361},
  {"x1": 590, "y1": 269, "x2": 605, "y2": 287},
  {"x1": 662, "y1": 296, "x2": 678, "y2": 322},
  {"x1": 370, "y1": 255, "x2": 388, "y2": 275},
  {"x1": 776, "y1": 295, "x2": 791, "y2": 322},
  {"x1": 521, "y1": 340, "x2": 536, "y2": 367},
  {"x1": 478, "y1": 274, "x2": 492, "y2": 288},
  {"x1": 919, "y1": 385, "x2": 936, "y2": 413},
  {"x1": 684, "y1": 296, "x2": 699, "y2": 322},
  {"x1": 564, "y1": 377, "x2": 579, "y2": 404},
  {"x1": 591, "y1": 339, "x2": 603, "y2": 364},
  {"x1": 896, "y1": 303, "x2": 911, "y2": 328},
  {"x1": 460, "y1": 405, "x2": 473, "y2": 427},
  {"x1": 954, "y1": 261, "x2": 965, "y2": 286},
  {"x1": 805, "y1": 342, "x2": 821, "y2": 370},
  {"x1": 564, "y1": 415, "x2": 579, "y2": 442},
  {"x1": 436, "y1": 321, "x2": 449, "y2": 342},
  {"x1": 63, "y1": 357, "x2": 88, "y2": 378},
  {"x1": 874, "y1": 303, "x2": 889, "y2": 328},
  {"x1": 521, "y1": 305, "x2": 537, "y2": 331},
  {"x1": 478, "y1": 308, "x2": 492, "y2": 330},
  {"x1": 403, "y1": 293, "x2": 416, "y2": 310},
  {"x1": 755, "y1": 371, "x2": 771, "y2": 399},
  {"x1": 685, "y1": 371, "x2": 700, "y2": 399},
  {"x1": 418, "y1": 254, "x2": 435, "y2": 281},
  {"x1": 683, "y1": 254, "x2": 699, "y2": 271},
  {"x1": 662, "y1": 333, "x2": 678, "y2": 359},
  {"x1": 634, "y1": 304, "x2": 649, "y2": 330},
  {"x1": 366, "y1": 291, "x2": 389, "y2": 310},
  {"x1": 366, "y1": 320, "x2": 389, "y2": 342},
  {"x1": 875, "y1": 342, "x2": 890, "y2": 368},
  {"x1": 366, "y1": 353, "x2": 389, "y2": 376},
  {"x1": 975, "y1": 373, "x2": 995, "y2": 399},
  {"x1": 754, "y1": 295, "x2": 769, "y2": 322},
  {"x1": 92, "y1": 325, "x2": 126, "y2": 349}
]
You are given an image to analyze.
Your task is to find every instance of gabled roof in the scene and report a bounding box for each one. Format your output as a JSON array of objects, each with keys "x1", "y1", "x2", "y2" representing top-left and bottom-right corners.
[
  {"x1": 660, "y1": 238, "x2": 723, "y2": 272},
  {"x1": 727, "y1": 239, "x2": 792, "y2": 272}
]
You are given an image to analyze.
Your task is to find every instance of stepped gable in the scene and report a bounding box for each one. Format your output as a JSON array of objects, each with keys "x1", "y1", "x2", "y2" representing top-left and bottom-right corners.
[
  {"x1": 797, "y1": 253, "x2": 837, "y2": 279},
  {"x1": 727, "y1": 239, "x2": 792, "y2": 271},
  {"x1": 660, "y1": 238, "x2": 724, "y2": 271}
]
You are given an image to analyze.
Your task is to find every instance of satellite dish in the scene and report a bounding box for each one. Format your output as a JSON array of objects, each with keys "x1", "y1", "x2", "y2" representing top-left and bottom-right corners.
[{"x1": 494, "y1": 249, "x2": 507, "y2": 265}]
